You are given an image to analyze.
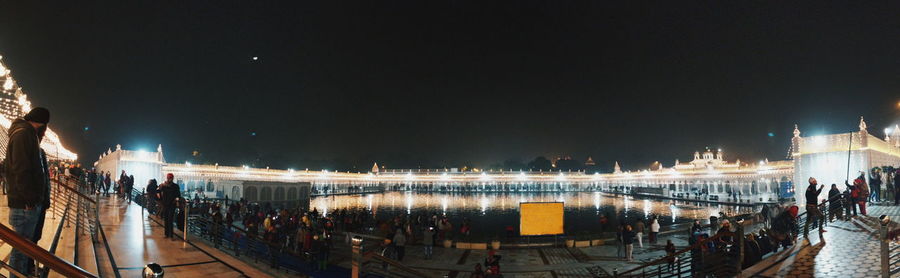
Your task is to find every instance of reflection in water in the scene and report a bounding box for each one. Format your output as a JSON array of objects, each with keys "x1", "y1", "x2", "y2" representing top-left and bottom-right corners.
[{"x1": 312, "y1": 192, "x2": 755, "y2": 237}]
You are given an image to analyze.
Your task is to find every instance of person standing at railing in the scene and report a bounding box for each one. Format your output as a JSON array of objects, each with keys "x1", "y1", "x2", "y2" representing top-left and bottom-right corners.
[
  {"x1": 894, "y1": 169, "x2": 900, "y2": 205},
  {"x1": 158, "y1": 173, "x2": 182, "y2": 239},
  {"x1": 68, "y1": 164, "x2": 82, "y2": 188},
  {"x1": 615, "y1": 224, "x2": 624, "y2": 258},
  {"x1": 30, "y1": 134, "x2": 51, "y2": 278},
  {"x1": 622, "y1": 224, "x2": 635, "y2": 262},
  {"x1": 828, "y1": 184, "x2": 843, "y2": 222},
  {"x1": 804, "y1": 177, "x2": 826, "y2": 236},
  {"x1": 87, "y1": 168, "x2": 96, "y2": 193},
  {"x1": 847, "y1": 173, "x2": 869, "y2": 216},
  {"x1": 146, "y1": 179, "x2": 158, "y2": 215},
  {"x1": 844, "y1": 183, "x2": 857, "y2": 217},
  {"x1": 102, "y1": 172, "x2": 111, "y2": 197},
  {"x1": 5, "y1": 107, "x2": 51, "y2": 278},
  {"x1": 870, "y1": 169, "x2": 882, "y2": 204},
  {"x1": 393, "y1": 228, "x2": 407, "y2": 261},
  {"x1": 649, "y1": 217, "x2": 660, "y2": 244},
  {"x1": 634, "y1": 218, "x2": 645, "y2": 248},
  {"x1": 422, "y1": 226, "x2": 435, "y2": 259},
  {"x1": 125, "y1": 175, "x2": 134, "y2": 204}
]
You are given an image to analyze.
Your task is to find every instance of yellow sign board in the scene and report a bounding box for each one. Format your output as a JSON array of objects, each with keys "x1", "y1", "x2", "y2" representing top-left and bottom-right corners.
[{"x1": 519, "y1": 202, "x2": 564, "y2": 236}]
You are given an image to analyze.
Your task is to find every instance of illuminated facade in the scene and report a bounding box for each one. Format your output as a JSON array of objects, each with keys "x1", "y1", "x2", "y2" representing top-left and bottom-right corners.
[
  {"x1": 93, "y1": 149, "x2": 792, "y2": 205},
  {"x1": 91, "y1": 117, "x2": 900, "y2": 207},
  {"x1": 0, "y1": 55, "x2": 77, "y2": 161},
  {"x1": 792, "y1": 117, "x2": 900, "y2": 206}
]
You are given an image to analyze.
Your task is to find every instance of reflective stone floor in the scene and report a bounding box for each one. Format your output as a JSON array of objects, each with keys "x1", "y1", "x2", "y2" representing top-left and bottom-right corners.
[
  {"x1": 97, "y1": 196, "x2": 272, "y2": 278},
  {"x1": 748, "y1": 215, "x2": 883, "y2": 277}
]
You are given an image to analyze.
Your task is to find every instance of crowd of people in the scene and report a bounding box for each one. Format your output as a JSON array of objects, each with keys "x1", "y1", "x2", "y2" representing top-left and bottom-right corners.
[
  {"x1": 2, "y1": 107, "x2": 895, "y2": 278},
  {"x1": 178, "y1": 196, "x2": 509, "y2": 276},
  {"x1": 614, "y1": 215, "x2": 661, "y2": 261}
]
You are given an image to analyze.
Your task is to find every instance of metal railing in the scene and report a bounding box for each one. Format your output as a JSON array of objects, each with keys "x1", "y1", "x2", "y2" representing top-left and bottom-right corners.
[
  {"x1": 126, "y1": 189, "x2": 432, "y2": 278},
  {"x1": 614, "y1": 229, "x2": 741, "y2": 278},
  {"x1": 879, "y1": 216, "x2": 900, "y2": 278},
  {"x1": 52, "y1": 178, "x2": 100, "y2": 240},
  {"x1": 617, "y1": 195, "x2": 839, "y2": 278},
  {"x1": 0, "y1": 177, "x2": 99, "y2": 278},
  {"x1": 0, "y1": 219, "x2": 97, "y2": 278}
]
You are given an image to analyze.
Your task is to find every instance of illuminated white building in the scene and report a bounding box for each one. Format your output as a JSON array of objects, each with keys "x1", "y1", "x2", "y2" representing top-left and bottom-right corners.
[
  {"x1": 0, "y1": 55, "x2": 77, "y2": 161},
  {"x1": 90, "y1": 117, "x2": 900, "y2": 207},
  {"x1": 792, "y1": 117, "x2": 900, "y2": 206}
]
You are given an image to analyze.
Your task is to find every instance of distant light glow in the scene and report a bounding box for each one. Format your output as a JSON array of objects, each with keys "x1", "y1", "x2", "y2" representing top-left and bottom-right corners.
[
  {"x1": 767, "y1": 132, "x2": 775, "y2": 137},
  {"x1": 555, "y1": 173, "x2": 566, "y2": 181},
  {"x1": 812, "y1": 136, "x2": 827, "y2": 147}
]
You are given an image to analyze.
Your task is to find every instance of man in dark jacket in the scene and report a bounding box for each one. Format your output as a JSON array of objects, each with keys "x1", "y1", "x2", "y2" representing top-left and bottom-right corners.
[
  {"x1": 871, "y1": 169, "x2": 882, "y2": 203},
  {"x1": 158, "y1": 173, "x2": 181, "y2": 239},
  {"x1": 804, "y1": 177, "x2": 825, "y2": 236},
  {"x1": 124, "y1": 175, "x2": 134, "y2": 204},
  {"x1": 828, "y1": 184, "x2": 843, "y2": 222},
  {"x1": 5, "y1": 107, "x2": 51, "y2": 278},
  {"x1": 895, "y1": 170, "x2": 900, "y2": 206},
  {"x1": 146, "y1": 179, "x2": 158, "y2": 215},
  {"x1": 623, "y1": 225, "x2": 636, "y2": 261},
  {"x1": 87, "y1": 169, "x2": 97, "y2": 193}
]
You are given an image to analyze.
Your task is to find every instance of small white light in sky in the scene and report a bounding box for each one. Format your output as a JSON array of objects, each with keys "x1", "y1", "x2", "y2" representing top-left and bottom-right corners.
[{"x1": 252, "y1": 56, "x2": 259, "y2": 61}]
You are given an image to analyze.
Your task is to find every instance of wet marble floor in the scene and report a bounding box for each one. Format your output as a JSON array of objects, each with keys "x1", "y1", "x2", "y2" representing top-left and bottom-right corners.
[{"x1": 97, "y1": 196, "x2": 273, "y2": 278}]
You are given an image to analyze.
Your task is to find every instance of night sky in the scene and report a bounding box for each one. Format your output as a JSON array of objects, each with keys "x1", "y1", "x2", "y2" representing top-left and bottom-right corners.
[{"x1": 1, "y1": 2, "x2": 899, "y2": 171}]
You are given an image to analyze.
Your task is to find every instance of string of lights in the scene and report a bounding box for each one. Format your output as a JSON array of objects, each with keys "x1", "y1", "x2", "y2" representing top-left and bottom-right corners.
[{"x1": 0, "y1": 55, "x2": 78, "y2": 161}]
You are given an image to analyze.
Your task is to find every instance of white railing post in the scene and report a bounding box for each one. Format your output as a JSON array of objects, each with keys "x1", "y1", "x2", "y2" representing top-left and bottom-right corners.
[
  {"x1": 352, "y1": 236, "x2": 363, "y2": 278},
  {"x1": 881, "y1": 216, "x2": 890, "y2": 278},
  {"x1": 183, "y1": 201, "x2": 189, "y2": 248},
  {"x1": 93, "y1": 190, "x2": 100, "y2": 241}
]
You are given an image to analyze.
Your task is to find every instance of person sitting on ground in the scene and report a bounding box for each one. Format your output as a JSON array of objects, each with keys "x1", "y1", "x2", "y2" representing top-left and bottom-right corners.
[
  {"x1": 470, "y1": 263, "x2": 485, "y2": 278},
  {"x1": 665, "y1": 240, "x2": 676, "y2": 271},
  {"x1": 484, "y1": 250, "x2": 501, "y2": 277},
  {"x1": 717, "y1": 220, "x2": 733, "y2": 244}
]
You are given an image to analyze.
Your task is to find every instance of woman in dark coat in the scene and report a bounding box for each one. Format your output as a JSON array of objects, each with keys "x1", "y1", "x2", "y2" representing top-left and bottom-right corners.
[
  {"x1": 828, "y1": 184, "x2": 843, "y2": 222},
  {"x1": 894, "y1": 169, "x2": 900, "y2": 205}
]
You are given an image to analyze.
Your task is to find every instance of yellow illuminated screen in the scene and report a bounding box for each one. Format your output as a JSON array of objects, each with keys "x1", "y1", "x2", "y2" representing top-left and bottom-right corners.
[{"x1": 519, "y1": 202, "x2": 564, "y2": 236}]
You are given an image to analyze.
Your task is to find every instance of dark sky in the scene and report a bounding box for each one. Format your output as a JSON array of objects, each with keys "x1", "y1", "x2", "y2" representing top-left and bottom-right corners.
[{"x1": 1, "y1": 1, "x2": 899, "y2": 171}]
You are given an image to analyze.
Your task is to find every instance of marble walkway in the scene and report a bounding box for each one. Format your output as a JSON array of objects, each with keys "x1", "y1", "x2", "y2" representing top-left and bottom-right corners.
[
  {"x1": 747, "y1": 214, "x2": 884, "y2": 278},
  {"x1": 97, "y1": 195, "x2": 273, "y2": 278}
]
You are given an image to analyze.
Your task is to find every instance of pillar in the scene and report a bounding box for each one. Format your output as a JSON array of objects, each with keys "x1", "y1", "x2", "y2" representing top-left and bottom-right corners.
[{"x1": 352, "y1": 236, "x2": 364, "y2": 278}]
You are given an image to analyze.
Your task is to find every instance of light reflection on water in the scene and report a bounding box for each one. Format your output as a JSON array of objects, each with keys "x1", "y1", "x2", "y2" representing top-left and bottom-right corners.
[{"x1": 312, "y1": 192, "x2": 754, "y2": 237}]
